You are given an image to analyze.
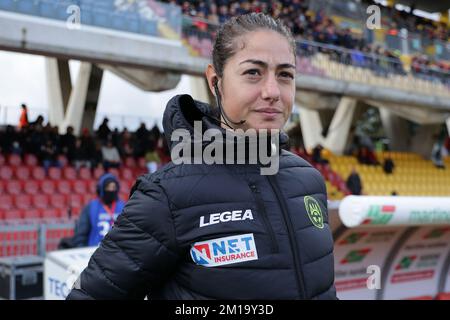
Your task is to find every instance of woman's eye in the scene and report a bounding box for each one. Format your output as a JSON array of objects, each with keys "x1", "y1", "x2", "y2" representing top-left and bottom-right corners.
[
  {"x1": 279, "y1": 72, "x2": 294, "y2": 79},
  {"x1": 244, "y1": 69, "x2": 261, "y2": 76}
]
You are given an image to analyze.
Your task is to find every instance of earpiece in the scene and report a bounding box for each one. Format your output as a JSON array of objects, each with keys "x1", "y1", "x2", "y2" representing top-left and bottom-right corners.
[{"x1": 212, "y1": 76, "x2": 246, "y2": 129}]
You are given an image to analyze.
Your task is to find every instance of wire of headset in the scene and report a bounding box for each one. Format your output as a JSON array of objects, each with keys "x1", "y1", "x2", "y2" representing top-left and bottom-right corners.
[{"x1": 212, "y1": 78, "x2": 246, "y2": 130}]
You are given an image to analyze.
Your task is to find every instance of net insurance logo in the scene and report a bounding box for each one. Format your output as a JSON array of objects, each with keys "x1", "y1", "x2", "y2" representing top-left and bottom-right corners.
[{"x1": 190, "y1": 234, "x2": 258, "y2": 267}]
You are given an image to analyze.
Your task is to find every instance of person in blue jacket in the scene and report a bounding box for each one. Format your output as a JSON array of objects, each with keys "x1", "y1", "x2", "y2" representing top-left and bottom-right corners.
[{"x1": 72, "y1": 173, "x2": 126, "y2": 247}]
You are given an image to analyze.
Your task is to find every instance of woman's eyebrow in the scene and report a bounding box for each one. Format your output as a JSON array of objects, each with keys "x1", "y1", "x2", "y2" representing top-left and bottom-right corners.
[{"x1": 239, "y1": 59, "x2": 295, "y2": 69}]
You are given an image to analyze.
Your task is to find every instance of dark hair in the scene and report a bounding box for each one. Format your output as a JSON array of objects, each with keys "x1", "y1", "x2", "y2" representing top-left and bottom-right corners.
[{"x1": 212, "y1": 13, "x2": 296, "y2": 78}]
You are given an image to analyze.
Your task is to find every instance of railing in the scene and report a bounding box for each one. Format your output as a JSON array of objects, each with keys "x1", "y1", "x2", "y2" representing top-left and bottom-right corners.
[
  {"x1": 0, "y1": 105, "x2": 161, "y2": 131},
  {"x1": 0, "y1": 221, "x2": 75, "y2": 257},
  {"x1": 182, "y1": 16, "x2": 450, "y2": 92},
  {"x1": 0, "y1": 0, "x2": 182, "y2": 39}
]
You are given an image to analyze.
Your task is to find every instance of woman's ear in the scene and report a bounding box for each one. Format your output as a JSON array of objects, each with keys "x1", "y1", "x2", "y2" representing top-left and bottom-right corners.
[{"x1": 205, "y1": 64, "x2": 218, "y2": 97}]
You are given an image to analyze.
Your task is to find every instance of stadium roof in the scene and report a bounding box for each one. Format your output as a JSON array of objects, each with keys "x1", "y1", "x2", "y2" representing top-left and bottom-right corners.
[{"x1": 395, "y1": 0, "x2": 450, "y2": 14}]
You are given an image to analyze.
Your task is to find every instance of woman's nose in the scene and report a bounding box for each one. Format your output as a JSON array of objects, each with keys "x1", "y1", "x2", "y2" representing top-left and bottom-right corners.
[{"x1": 261, "y1": 74, "x2": 281, "y2": 102}]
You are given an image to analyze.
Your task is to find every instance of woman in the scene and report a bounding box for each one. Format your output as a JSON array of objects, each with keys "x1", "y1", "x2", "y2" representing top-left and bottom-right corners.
[{"x1": 67, "y1": 13, "x2": 336, "y2": 300}]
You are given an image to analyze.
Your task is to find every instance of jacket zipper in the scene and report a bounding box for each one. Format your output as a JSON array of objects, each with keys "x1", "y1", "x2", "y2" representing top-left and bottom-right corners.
[
  {"x1": 248, "y1": 183, "x2": 279, "y2": 254},
  {"x1": 266, "y1": 175, "x2": 306, "y2": 299}
]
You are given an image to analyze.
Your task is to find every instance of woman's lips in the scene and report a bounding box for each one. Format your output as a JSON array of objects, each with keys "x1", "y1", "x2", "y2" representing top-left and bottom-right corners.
[{"x1": 255, "y1": 108, "x2": 282, "y2": 118}]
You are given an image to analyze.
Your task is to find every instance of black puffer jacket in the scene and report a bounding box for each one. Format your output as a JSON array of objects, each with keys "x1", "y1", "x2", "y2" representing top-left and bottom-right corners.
[{"x1": 67, "y1": 95, "x2": 337, "y2": 300}]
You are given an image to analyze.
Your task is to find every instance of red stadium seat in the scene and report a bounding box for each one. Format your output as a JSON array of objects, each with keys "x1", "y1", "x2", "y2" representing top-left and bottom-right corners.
[
  {"x1": 67, "y1": 194, "x2": 83, "y2": 218},
  {"x1": 24, "y1": 180, "x2": 40, "y2": 195},
  {"x1": 7, "y1": 154, "x2": 22, "y2": 166},
  {"x1": 137, "y1": 157, "x2": 147, "y2": 169},
  {"x1": 4, "y1": 209, "x2": 22, "y2": 220},
  {"x1": 24, "y1": 154, "x2": 38, "y2": 166},
  {"x1": 48, "y1": 167, "x2": 62, "y2": 180},
  {"x1": 15, "y1": 166, "x2": 30, "y2": 180},
  {"x1": 0, "y1": 181, "x2": 4, "y2": 194},
  {"x1": 82, "y1": 194, "x2": 94, "y2": 205},
  {"x1": 32, "y1": 167, "x2": 46, "y2": 180},
  {"x1": 14, "y1": 194, "x2": 32, "y2": 210},
  {"x1": 108, "y1": 168, "x2": 120, "y2": 179},
  {"x1": 50, "y1": 194, "x2": 67, "y2": 209},
  {"x1": 32, "y1": 194, "x2": 49, "y2": 210},
  {"x1": 41, "y1": 180, "x2": 56, "y2": 195},
  {"x1": 78, "y1": 167, "x2": 92, "y2": 180},
  {"x1": 73, "y1": 180, "x2": 87, "y2": 194},
  {"x1": 40, "y1": 208, "x2": 62, "y2": 220},
  {"x1": 124, "y1": 157, "x2": 136, "y2": 168},
  {"x1": 22, "y1": 209, "x2": 40, "y2": 221},
  {"x1": 0, "y1": 195, "x2": 13, "y2": 211},
  {"x1": 0, "y1": 154, "x2": 5, "y2": 166},
  {"x1": 56, "y1": 180, "x2": 72, "y2": 194},
  {"x1": 0, "y1": 166, "x2": 13, "y2": 180},
  {"x1": 63, "y1": 167, "x2": 77, "y2": 180},
  {"x1": 87, "y1": 180, "x2": 97, "y2": 194},
  {"x1": 121, "y1": 168, "x2": 134, "y2": 180},
  {"x1": 6, "y1": 180, "x2": 22, "y2": 195},
  {"x1": 93, "y1": 167, "x2": 105, "y2": 179}
]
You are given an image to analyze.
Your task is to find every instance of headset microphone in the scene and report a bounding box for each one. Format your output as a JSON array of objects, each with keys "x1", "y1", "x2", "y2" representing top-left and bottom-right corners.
[{"x1": 213, "y1": 78, "x2": 246, "y2": 129}]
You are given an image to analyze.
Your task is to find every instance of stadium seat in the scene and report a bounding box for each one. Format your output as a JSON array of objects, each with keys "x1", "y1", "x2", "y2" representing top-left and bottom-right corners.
[
  {"x1": 14, "y1": 195, "x2": 32, "y2": 210},
  {"x1": 24, "y1": 180, "x2": 40, "y2": 195},
  {"x1": 50, "y1": 194, "x2": 67, "y2": 209},
  {"x1": 137, "y1": 157, "x2": 147, "y2": 169},
  {"x1": 73, "y1": 180, "x2": 87, "y2": 194},
  {"x1": 108, "y1": 168, "x2": 120, "y2": 178},
  {"x1": 40, "y1": 208, "x2": 62, "y2": 220},
  {"x1": 93, "y1": 167, "x2": 105, "y2": 179},
  {"x1": 0, "y1": 181, "x2": 3, "y2": 194},
  {"x1": 78, "y1": 167, "x2": 92, "y2": 180},
  {"x1": 0, "y1": 166, "x2": 13, "y2": 180},
  {"x1": 41, "y1": 180, "x2": 56, "y2": 195},
  {"x1": 7, "y1": 154, "x2": 22, "y2": 166},
  {"x1": 0, "y1": 154, "x2": 5, "y2": 166},
  {"x1": 24, "y1": 154, "x2": 38, "y2": 166},
  {"x1": 4, "y1": 210, "x2": 22, "y2": 221},
  {"x1": 15, "y1": 166, "x2": 30, "y2": 180},
  {"x1": 67, "y1": 194, "x2": 83, "y2": 218},
  {"x1": 56, "y1": 180, "x2": 72, "y2": 194},
  {"x1": 32, "y1": 194, "x2": 49, "y2": 210},
  {"x1": 87, "y1": 180, "x2": 97, "y2": 194},
  {"x1": 124, "y1": 157, "x2": 136, "y2": 168},
  {"x1": 22, "y1": 209, "x2": 41, "y2": 221},
  {"x1": 48, "y1": 167, "x2": 62, "y2": 180},
  {"x1": 63, "y1": 167, "x2": 77, "y2": 180},
  {"x1": 121, "y1": 168, "x2": 134, "y2": 180},
  {"x1": 6, "y1": 180, "x2": 22, "y2": 195},
  {"x1": 32, "y1": 167, "x2": 46, "y2": 180},
  {"x1": 0, "y1": 195, "x2": 13, "y2": 211}
]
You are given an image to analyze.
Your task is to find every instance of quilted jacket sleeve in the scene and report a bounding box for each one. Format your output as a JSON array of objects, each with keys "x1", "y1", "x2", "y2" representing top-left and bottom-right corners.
[{"x1": 66, "y1": 176, "x2": 180, "y2": 300}]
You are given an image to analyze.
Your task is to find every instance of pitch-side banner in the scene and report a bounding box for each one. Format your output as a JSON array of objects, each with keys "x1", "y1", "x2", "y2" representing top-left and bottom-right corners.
[{"x1": 339, "y1": 196, "x2": 450, "y2": 228}]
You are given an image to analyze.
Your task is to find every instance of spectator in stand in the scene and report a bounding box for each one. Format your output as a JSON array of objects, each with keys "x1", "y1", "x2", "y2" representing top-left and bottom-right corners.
[
  {"x1": 97, "y1": 117, "x2": 111, "y2": 143},
  {"x1": 29, "y1": 114, "x2": 44, "y2": 130},
  {"x1": 312, "y1": 144, "x2": 329, "y2": 165},
  {"x1": 383, "y1": 157, "x2": 395, "y2": 174},
  {"x1": 18, "y1": 104, "x2": 29, "y2": 129},
  {"x1": 431, "y1": 140, "x2": 445, "y2": 169},
  {"x1": 118, "y1": 128, "x2": 135, "y2": 158},
  {"x1": 101, "y1": 139, "x2": 121, "y2": 170},
  {"x1": 72, "y1": 137, "x2": 92, "y2": 170},
  {"x1": 144, "y1": 143, "x2": 161, "y2": 174},
  {"x1": 92, "y1": 141, "x2": 104, "y2": 169},
  {"x1": 61, "y1": 126, "x2": 76, "y2": 162},
  {"x1": 40, "y1": 139, "x2": 61, "y2": 174},
  {"x1": 346, "y1": 167, "x2": 363, "y2": 195}
]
